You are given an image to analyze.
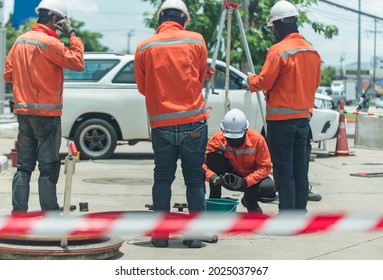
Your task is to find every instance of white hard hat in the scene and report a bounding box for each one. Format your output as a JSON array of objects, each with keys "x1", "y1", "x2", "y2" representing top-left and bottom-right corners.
[
  {"x1": 221, "y1": 109, "x2": 249, "y2": 139},
  {"x1": 267, "y1": 0, "x2": 299, "y2": 27},
  {"x1": 35, "y1": 0, "x2": 67, "y2": 18},
  {"x1": 157, "y1": 0, "x2": 190, "y2": 24}
]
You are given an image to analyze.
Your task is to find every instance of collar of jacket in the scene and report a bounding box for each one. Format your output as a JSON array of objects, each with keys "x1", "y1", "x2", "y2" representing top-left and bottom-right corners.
[
  {"x1": 156, "y1": 21, "x2": 184, "y2": 34},
  {"x1": 280, "y1": 32, "x2": 302, "y2": 42},
  {"x1": 32, "y1": 23, "x2": 59, "y2": 39}
]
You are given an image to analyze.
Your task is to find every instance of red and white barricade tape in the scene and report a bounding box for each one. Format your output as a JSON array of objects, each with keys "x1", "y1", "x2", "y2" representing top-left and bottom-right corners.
[
  {"x1": 352, "y1": 111, "x2": 383, "y2": 116},
  {"x1": 0, "y1": 211, "x2": 383, "y2": 238}
]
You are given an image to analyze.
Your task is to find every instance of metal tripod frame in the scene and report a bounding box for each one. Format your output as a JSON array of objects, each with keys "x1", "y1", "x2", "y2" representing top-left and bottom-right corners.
[{"x1": 205, "y1": 0, "x2": 267, "y2": 132}]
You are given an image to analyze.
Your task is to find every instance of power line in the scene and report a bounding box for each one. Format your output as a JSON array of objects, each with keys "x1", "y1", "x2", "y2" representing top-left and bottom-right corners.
[
  {"x1": 318, "y1": 0, "x2": 383, "y2": 21},
  {"x1": 309, "y1": 8, "x2": 367, "y2": 30},
  {"x1": 318, "y1": 0, "x2": 382, "y2": 95}
]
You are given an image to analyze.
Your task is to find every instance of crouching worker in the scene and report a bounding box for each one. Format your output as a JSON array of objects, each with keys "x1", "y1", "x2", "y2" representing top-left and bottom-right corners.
[{"x1": 203, "y1": 109, "x2": 277, "y2": 213}]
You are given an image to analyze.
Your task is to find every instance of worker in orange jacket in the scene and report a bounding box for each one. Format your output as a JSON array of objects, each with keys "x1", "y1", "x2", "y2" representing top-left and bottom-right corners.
[
  {"x1": 203, "y1": 109, "x2": 277, "y2": 213},
  {"x1": 248, "y1": 1, "x2": 321, "y2": 212},
  {"x1": 134, "y1": 0, "x2": 208, "y2": 248},
  {"x1": 3, "y1": 0, "x2": 84, "y2": 212}
]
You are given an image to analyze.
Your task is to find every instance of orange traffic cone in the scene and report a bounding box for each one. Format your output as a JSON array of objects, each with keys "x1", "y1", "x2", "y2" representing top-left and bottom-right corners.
[{"x1": 335, "y1": 101, "x2": 352, "y2": 156}]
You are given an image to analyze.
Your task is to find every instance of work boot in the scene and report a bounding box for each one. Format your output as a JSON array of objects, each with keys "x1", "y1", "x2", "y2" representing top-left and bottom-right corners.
[
  {"x1": 308, "y1": 185, "x2": 322, "y2": 201},
  {"x1": 241, "y1": 196, "x2": 263, "y2": 213},
  {"x1": 240, "y1": 196, "x2": 248, "y2": 208},
  {"x1": 151, "y1": 235, "x2": 169, "y2": 247},
  {"x1": 183, "y1": 239, "x2": 202, "y2": 248}
]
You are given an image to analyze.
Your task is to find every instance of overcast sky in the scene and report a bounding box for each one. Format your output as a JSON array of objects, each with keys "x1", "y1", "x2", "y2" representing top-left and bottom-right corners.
[{"x1": 3, "y1": 0, "x2": 383, "y2": 68}]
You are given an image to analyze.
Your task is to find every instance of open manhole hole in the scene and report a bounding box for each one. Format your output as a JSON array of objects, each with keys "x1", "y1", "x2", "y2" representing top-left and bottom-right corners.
[{"x1": 83, "y1": 178, "x2": 152, "y2": 185}]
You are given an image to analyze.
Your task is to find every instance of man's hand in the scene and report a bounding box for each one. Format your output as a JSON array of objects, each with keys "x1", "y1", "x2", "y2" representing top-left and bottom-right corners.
[
  {"x1": 210, "y1": 174, "x2": 223, "y2": 186},
  {"x1": 54, "y1": 18, "x2": 75, "y2": 37},
  {"x1": 222, "y1": 173, "x2": 246, "y2": 190}
]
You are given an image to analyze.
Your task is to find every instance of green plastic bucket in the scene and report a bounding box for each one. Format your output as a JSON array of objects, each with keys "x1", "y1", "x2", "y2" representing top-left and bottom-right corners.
[{"x1": 206, "y1": 198, "x2": 238, "y2": 213}]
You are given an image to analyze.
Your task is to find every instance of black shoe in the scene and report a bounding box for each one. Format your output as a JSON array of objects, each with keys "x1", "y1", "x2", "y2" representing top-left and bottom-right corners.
[
  {"x1": 183, "y1": 239, "x2": 202, "y2": 248},
  {"x1": 241, "y1": 196, "x2": 248, "y2": 208},
  {"x1": 151, "y1": 238, "x2": 169, "y2": 248},
  {"x1": 308, "y1": 190, "x2": 322, "y2": 201},
  {"x1": 259, "y1": 195, "x2": 279, "y2": 203},
  {"x1": 241, "y1": 196, "x2": 263, "y2": 213},
  {"x1": 308, "y1": 184, "x2": 322, "y2": 201}
]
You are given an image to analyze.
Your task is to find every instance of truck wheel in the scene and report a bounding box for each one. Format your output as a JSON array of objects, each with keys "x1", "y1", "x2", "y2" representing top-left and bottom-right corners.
[{"x1": 74, "y1": 119, "x2": 117, "y2": 159}]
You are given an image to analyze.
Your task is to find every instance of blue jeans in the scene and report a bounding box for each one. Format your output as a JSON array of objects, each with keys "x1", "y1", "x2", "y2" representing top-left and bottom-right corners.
[
  {"x1": 267, "y1": 118, "x2": 309, "y2": 211},
  {"x1": 12, "y1": 115, "x2": 61, "y2": 212},
  {"x1": 151, "y1": 121, "x2": 207, "y2": 212}
]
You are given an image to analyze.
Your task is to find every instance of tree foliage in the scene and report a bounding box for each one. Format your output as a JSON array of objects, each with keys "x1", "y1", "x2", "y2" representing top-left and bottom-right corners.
[
  {"x1": 142, "y1": 0, "x2": 338, "y2": 69},
  {"x1": 320, "y1": 66, "x2": 336, "y2": 86}
]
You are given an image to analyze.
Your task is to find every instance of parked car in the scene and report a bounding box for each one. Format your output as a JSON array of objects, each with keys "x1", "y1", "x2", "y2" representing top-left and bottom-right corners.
[
  {"x1": 330, "y1": 81, "x2": 347, "y2": 108},
  {"x1": 314, "y1": 92, "x2": 335, "y2": 110},
  {"x1": 62, "y1": 53, "x2": 339, "y2": 159},
  {"x1": 316, "y1": 85, "x2": 346, "y2": 108},
  {"x1": 316, "y1": 86, "x2": 332, "y2": 96}
]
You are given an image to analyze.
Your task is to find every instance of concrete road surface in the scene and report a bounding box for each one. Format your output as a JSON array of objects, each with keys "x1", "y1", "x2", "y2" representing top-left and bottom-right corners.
[{"x1": 1, "y1": 118, "x2": 383, "y2": 260}]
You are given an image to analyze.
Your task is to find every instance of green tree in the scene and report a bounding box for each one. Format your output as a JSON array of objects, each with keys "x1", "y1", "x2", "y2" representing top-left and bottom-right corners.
[
  {"x1": 320, "y1": 66, "x2": 336, "y2": 86},
  {"x1": 142, "y1": 0, "x2": 338, "y2": 69}
]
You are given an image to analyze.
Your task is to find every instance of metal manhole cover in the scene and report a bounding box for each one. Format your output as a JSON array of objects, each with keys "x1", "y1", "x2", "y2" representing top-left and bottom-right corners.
[{"x1": 83, "y1": 178, "x2": 152, "y2": 185}]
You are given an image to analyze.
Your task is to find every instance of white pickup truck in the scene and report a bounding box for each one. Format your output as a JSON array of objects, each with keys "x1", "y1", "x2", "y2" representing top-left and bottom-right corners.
[{"x1": 62, "y1": 53, "x2": 339, "y2": 159}]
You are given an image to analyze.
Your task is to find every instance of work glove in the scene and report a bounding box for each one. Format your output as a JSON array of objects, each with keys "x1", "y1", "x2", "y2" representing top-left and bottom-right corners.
[
  {"x1": 54, "y1": 18, "x2": 75, "y2": 37},
  {"x1": 222, "y1": 173, "x2": 247, "y2": 190},
  {"x1": 210, "y1": 174, "x2": 223, "y2": 186}
]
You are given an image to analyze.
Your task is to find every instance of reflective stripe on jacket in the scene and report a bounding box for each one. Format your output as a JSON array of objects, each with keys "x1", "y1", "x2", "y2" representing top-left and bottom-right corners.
[
  {"x1": 248, "y1": 33, "x2": 321, "y2": 121},
  {"x1": 3, "y1": 24, "x2": 84, "y2": 117},
  {"x1": 134, "y1": 21, "x2": 208, "y2": 128},
  {"x1": 203, "y1": 129, "x2": 272, "y2": 187}
]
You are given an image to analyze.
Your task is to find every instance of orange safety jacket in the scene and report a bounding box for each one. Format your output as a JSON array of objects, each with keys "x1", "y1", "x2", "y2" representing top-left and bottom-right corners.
[
  {"x1": 203, "y1": 129, "x2": 272, "y2": 187},
  {"x1": 134, "y1": 21, "x2": 208, "y2": 128},
  {"x1": 248, "y1": 33, "x2": 321, "y2": 121},
  {"x1": 3, "y1": 23, "x2": 84, "y2": 117}
]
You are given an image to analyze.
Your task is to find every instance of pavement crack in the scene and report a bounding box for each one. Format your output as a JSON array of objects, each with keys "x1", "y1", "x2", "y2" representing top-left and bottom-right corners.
[
  {"x1": 316, "y1": 162, "x2": 341, "y2": 170},
  {"x1": 307, "y1": 235, "x2": 383, "y2": 260}
]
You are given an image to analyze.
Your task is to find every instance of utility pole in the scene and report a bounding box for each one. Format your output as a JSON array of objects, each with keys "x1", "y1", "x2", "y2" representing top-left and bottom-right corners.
[
  {"x1": 340, "y1": 53, "x2": 345, "y2": 79},
  {"x1": 319, "y1": 0, "x2": 383, "y2": 99},
  {"x1": 357, "y1": 0, "x2": 362, "y2": 97},
  {"x1": 127, "y1": 30, "x2": 135, "y2": 54},
  {"x1": 0, "y1": 0, "x2": 6, "y2": 114},
  {"x1": 366, "y1": 20, "x2": 383, "y2": 96},
  {"x1": 373, "y1": 18, "x2": 377, "y2": 95}
]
